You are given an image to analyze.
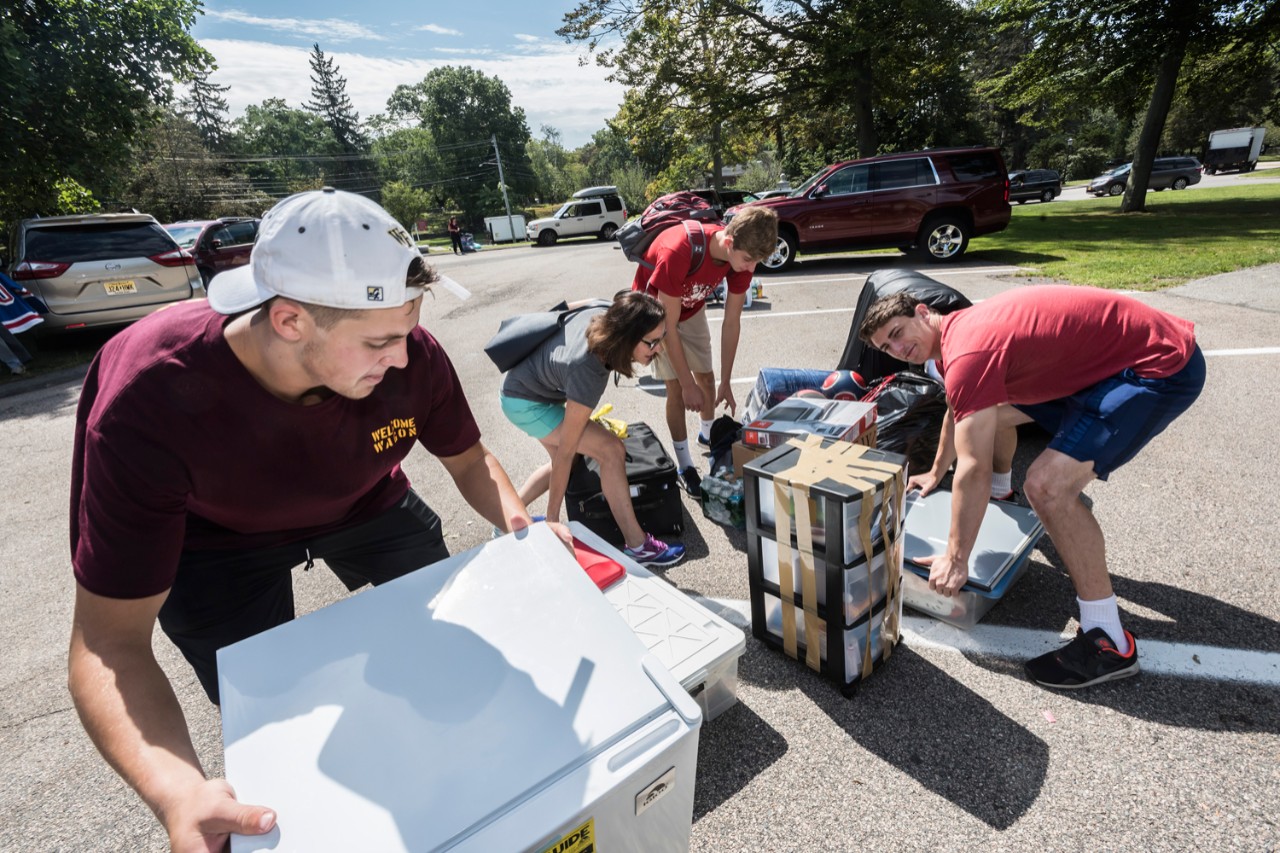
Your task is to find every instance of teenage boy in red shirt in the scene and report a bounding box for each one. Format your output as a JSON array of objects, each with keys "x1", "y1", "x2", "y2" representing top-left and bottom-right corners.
[{"x1": 632, "y1": 205, "x2": 778, "y2": 496}]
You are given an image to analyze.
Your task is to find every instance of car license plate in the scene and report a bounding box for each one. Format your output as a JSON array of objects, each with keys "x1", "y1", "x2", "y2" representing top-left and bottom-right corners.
[{"x1": 103, "y1": 280, "x2": 137, "y2": 295}]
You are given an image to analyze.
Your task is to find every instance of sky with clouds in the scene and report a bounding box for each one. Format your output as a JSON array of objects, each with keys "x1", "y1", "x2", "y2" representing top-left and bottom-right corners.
[{"x1": 191, "y1": 2, "x2": 627, "y2": 149}]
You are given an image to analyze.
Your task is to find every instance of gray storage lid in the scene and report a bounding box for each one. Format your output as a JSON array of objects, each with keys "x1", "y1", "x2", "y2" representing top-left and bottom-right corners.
[{"x1": 902, "y1": 490, "x2": 1043, "y2": 592}]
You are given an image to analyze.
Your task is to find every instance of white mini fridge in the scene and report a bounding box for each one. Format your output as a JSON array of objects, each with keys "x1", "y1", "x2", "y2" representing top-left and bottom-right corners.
[{"x1": 218, "y1": 524, "x2": 702, "y2": 852}]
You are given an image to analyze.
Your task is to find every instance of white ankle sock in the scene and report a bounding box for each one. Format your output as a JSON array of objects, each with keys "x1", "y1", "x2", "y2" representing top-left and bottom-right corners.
[
  {"x1": 699, "y1": 418, "x2": 715, "y2": 440},
  {"x1": 1077, "y1": 595, "x2": 1130, "y2": 654},
  {"x1": 673, "y1": 440, "x2": 695, "y2": 469},
  {"x1": 991, "y1": 469, "x2": 1012, "y2": 498}
]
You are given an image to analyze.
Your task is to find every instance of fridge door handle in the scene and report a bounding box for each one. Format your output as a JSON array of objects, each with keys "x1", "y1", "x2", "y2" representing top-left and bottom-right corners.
[{"x1": 641, "y1": 654, "x2": 703, "y2": 726}]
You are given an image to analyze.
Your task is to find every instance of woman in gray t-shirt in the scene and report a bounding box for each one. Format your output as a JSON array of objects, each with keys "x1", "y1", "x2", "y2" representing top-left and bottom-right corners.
[{"x1": 499, "y1": 292, "x2": 685, "y2": 567}]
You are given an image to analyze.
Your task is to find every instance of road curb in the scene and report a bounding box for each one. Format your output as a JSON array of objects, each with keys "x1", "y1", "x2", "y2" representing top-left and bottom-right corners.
[{"x1": 0, "y1": 364, "x2": 89, "y2": 400}]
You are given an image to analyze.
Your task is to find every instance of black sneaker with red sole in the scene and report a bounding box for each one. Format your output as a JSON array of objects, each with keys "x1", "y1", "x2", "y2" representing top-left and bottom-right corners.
[{"x1": 1025, "y1": 627, "x2": 1139, "y2": 689}]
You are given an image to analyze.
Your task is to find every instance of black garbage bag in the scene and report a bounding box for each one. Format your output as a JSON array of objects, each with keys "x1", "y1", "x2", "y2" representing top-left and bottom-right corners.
[
  {"x1": 865, "y1": 372, "x2": 948, "y2": 474},
  {"x1": 837, "y1": 269, "x2": 973, "y2": 382}
]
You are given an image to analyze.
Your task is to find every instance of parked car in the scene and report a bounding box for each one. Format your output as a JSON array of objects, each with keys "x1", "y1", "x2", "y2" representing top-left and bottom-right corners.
[
  {"x1": 1008, "y1": 169, "x2": 1062, "y2": 203},
  {"x1": 526, "y1": 186, "x2": 628, "y2": 246},
  {"x1": 755, "y1": 189, "x2": 793, "y2": 200},
  {"x1": 164, "y1": 216, "x2": 259, "y2": 286},
  {"x1": 7, "y1": 213, "x2": 202, "y2": 332},
  {"x1": 726, "y1": 146, "x2": 1011, "y2": 271},
  {"x1": 1088, "y1": 157, "x2": 1203, "y2": 197}
]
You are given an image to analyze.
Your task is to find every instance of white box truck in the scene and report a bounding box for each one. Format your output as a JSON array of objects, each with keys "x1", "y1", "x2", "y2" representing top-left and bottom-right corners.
[
  {"x1": 484, "y1": 213, "x2": 526, "y2": 243},
  {"x1": 1204, "y1": 127, "x2": 1266, "y2": 174}
]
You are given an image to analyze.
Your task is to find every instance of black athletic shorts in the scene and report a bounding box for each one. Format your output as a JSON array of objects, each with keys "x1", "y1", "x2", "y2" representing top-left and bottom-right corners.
[{"x1": 158, "y1": 489, "x2": 449, "y2": 704}]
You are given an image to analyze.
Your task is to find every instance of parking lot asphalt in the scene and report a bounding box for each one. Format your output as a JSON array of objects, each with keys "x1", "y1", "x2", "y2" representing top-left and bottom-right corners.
[{"x1": 2, "y1": 241, "x2": 1278, "y2": 851}]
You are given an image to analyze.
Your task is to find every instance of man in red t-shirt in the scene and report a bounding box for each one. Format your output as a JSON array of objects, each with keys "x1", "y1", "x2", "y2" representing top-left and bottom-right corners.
[
  {"x1": 861, "y1": 286, "x2": 1204, "y2": 689},
  {"x1": 67, "y1": 189, "x2": 569, "y2": 850},
  {"x1": 632, "y1": 205, "x2": 777, "y2": 496}
]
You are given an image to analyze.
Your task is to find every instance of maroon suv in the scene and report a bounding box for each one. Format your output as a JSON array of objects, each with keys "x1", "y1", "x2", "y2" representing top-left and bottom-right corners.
[
  {"x1": 729, "y1": 147, "x2": 1011, "y2": 271},
  {"x1": 163, "y1": 217, "x2": 259, "y2": 287}
]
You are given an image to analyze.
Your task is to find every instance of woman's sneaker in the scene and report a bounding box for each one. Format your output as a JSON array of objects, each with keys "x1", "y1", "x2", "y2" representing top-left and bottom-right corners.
[
  {"x1": 1024, "y1": 627, "x2": 1139, "y2": 689},
  {"x1": 624, "y1": 533, "x2": 685, "y2": 568}
]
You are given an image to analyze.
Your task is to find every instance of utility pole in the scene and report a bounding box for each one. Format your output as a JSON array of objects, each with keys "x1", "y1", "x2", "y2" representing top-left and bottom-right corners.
[{"x1": 491, "y1": 134, "x2": 518, "y2": 244}]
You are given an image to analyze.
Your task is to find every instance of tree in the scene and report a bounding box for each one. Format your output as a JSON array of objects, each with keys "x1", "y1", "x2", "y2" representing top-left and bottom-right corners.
[
  {"x1": 980, "y1": 0, "x2": 1280, "y2": 211},
  {"x1": 305, "y1": 44, "x2": 368, "y2": 154},
  {"x1": 380, "y1": 181, "x2": 433, "y2": 232},
  {"x1": 121, "y1": 110, "x2": 269, "y2": 221},
  {"x1": 385, "y1": 66, "x2": 536, "y2": 221},
  {"x1": 560, "y1": 0, "x2": 983, "y2": 184},
  {"x1": 182, "y1": 68, "x2": 232, "y2": 150},
  {"x1": 230, "y1": 99, "x2": 344, "y2": 196},
  {"x1": 0, "y1": 0, "x2": 209, "y2": 224}
]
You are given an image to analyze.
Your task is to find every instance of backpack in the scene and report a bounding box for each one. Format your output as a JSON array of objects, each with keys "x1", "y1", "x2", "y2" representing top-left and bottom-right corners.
[{"x1": 615, "y1": 191, "x2": 722, "y2": 277}]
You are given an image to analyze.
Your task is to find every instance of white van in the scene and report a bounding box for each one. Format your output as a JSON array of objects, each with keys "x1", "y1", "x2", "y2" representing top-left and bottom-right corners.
[{"x1": 526, "y1": 186, "x2": 628, "y2": 246}]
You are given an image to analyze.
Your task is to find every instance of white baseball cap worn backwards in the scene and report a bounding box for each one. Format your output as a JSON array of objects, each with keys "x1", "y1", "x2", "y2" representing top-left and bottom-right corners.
[{"x1": 208, "y1": 187, "x2": 424, "y2": 315}]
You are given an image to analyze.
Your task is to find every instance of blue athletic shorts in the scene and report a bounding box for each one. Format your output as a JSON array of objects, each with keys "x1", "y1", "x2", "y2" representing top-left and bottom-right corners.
[
  {"x1": 500, "y1": 393, "x2": 565, "y2": 440},
  {"x1": 1013, "y1": 345, "x2": 1205, "y2": 480}
]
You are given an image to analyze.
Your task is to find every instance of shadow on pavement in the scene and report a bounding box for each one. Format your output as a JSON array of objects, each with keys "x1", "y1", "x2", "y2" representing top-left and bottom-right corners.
[
  {"x1": 733, "y1": 637, "x2": 1046, "y2": 828},
  {"x1": 691, "y1": 699, "x2": 789, "y2": 822},
  {"x1": 802, "y1": 646, "x2": 1047, "y2": 829}
]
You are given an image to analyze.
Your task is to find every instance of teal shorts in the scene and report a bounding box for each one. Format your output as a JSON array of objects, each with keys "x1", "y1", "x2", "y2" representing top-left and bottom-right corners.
[{"x1": 500, "y1": 394, "x2": 565, "y2": 440}]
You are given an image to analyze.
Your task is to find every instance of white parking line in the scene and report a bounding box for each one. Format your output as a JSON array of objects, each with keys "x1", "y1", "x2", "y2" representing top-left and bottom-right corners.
[{"x1": 694, "y1": 596, "x2": 1280, "y2": 687}]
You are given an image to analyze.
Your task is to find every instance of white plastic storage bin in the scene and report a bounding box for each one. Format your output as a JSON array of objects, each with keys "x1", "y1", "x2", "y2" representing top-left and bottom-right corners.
[
  {"x1": 754, "y1": 533, "x2": 888, "y2": 626},
  {"x1": 218, "y1": 525, "x2": 700, "y2": 853},
  {"x1": 761, "y1": 591, "x2": 899, "y2": 684},
  {"x1": 571, "y1": 523, "x2": 746, "y2": 721}
]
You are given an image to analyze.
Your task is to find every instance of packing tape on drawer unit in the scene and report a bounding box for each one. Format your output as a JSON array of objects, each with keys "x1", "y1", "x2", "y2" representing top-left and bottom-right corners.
[{"x1": 769, "y1": 435, "x2": 906, "y2": 680}]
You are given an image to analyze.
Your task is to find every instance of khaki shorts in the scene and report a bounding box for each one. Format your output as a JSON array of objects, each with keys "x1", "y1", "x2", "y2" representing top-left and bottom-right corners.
[{"x1": 651, "y1": 306, "x2": 713, "y2": 381}]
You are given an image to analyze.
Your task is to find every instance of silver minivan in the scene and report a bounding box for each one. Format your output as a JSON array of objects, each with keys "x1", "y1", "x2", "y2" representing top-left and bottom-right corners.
[
  {"x1": 8, "y1": 213, "x2": 203, "y2": 332},
  {"x1": 526, "y1": 186, "x2": 628, "y2": 246}
]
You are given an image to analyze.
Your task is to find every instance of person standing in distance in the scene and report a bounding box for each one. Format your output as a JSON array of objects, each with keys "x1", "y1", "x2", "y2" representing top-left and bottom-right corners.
[
  {"x1": 67, "y1": 188, "x2": 566, "y2": 851},
  {"x1": 632, "y1": 205, "x2": 778, "y2": 497},
  {"x1": 447, "y1": 215, "x2": 463, "y2": 255}
]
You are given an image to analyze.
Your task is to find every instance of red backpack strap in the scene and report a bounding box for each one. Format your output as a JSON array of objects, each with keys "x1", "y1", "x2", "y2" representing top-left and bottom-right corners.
[{"x1": 683, "y1": 220, "x2": 708, "y2": 277}]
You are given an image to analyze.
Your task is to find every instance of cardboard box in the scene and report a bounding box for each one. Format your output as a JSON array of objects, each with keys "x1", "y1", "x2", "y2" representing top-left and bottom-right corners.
[
  {"x1": 742, "y1": 396, "x2": 876, "y2": 451},
  {"x1": 732, "y1": 440, "x2": 770, "y2": 481}
]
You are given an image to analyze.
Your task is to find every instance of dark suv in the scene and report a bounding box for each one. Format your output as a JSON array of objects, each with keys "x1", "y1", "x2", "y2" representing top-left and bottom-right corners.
[
  {"x1": 164, "y1": 217, "x2": 259, "y2": 286},
  {"x1": 1008, "y1": 169, "x2": 1062, "y2": 203},
  {"x1": 728, "y1": 147, "x2": 1011, "y2": 271}
]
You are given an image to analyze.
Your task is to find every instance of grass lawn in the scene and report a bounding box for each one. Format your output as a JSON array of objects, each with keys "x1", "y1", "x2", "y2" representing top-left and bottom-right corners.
[{"x1": 976, "y1": 182, "x2": 1280, "y2": 289}]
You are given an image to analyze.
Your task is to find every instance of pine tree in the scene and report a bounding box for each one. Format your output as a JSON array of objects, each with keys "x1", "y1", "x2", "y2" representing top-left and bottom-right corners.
[
  {"x1": 181, "y1": 68, "x2": 230, "y2": 150},
  {"x1": 304, "y1": 43, "x2": 367, "y2": 154}
]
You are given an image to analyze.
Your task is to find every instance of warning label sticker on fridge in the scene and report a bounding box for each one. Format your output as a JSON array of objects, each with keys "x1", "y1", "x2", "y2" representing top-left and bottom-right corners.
[{"x1": 539, "y1": 818, "x2": 595, "y2": 853}]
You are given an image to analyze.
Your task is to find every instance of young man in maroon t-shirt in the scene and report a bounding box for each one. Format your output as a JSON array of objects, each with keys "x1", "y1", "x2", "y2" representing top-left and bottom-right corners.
[
  {"x1": 67, "y1": 189, "x2": 569, "y2": 851},
  {"x1": 862, "y1": 286, "x2": 1204, "y2": 690},
  {"x1": 632, "y1": 205, "x2": 777, "y2": 496}
]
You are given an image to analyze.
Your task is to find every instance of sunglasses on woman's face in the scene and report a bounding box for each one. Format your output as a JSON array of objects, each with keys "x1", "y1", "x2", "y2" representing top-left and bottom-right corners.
[{"x1": 641, "y1": 332, "x2": 666, "y2": 351}]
